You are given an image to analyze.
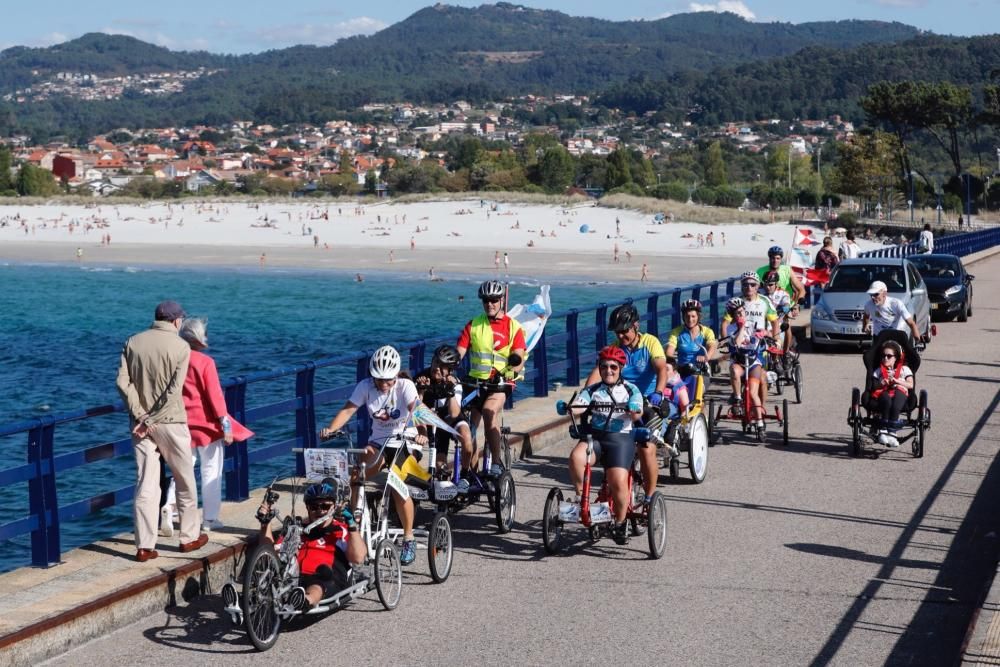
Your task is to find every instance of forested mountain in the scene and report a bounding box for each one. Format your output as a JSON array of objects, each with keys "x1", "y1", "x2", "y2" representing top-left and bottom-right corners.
[{"x1": 0, "y1": 3, "x2": 932, "y2": 139}]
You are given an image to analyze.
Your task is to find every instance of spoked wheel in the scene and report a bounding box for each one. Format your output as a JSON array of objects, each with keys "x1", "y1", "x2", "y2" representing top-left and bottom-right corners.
[
  {"x1": 688, "y1": 414, "x2": 709, "y2": 483},
  {"x1": 629, "y1": 459, "x2": 646, "y2": 536},
  {"x1": 241, "y1": 542, "x2": 283, "y2": 652},
  {"x1": 781, "y1": 399, "x2": 789, "y2": 446},
  {"x1": 849, "y1": 388, "x2": 862, "y2": 458},
  {"x1": 668, "y1": 456, "x2": 680, "y2": 479},
  {"x1": 707, "y1": 399, "x2": 717, "y2": 446},
  {"x1": 914, "y1": 390, "x2": 927, "y2": 459},
  {"x1": 374, "y1": 538, "x2": 402, "y2": 610},
  {"x1": 645, "y1": 492, "x2": 668, "y2": 560},
  {"x1": 542, "y1": 487, "x2": 564, "y2": 554},
  {"x1": 793, "y1": 363, "x2": 803, "y2": 404},
  {"x1": 427, "y1": 513, "x2": 453, "y2": 583},
  {"x1": 774, "y1": 370, "x2": 784, "y2": 395},
  {"x1": 494, "y1": 471, "x2": 516, "y2": 533},
  {"x1": 500, "y1": 432, "x2": 514, "y2": 470}
]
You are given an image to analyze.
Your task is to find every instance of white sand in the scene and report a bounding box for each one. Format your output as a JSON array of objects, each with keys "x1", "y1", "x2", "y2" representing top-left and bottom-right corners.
[{"x1": 0, "y1": 199, "x2": 879, "y2": 280}]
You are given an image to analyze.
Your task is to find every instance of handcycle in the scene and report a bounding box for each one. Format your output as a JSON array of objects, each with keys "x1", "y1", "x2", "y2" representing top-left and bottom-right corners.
[
  {"x1": 541, "y1": 394, "x2": 668, "y2": 558},
  {"x1": 220, "y1": 437, "x2": 407, "y2": 651},
  {"x1": 765, "y1": 311, "x2": 803, "y2": 404},
  {"x1": 636, "y1": 362, "x2": 711, "y2": 484},
  {"x1": 847, "y1": 329, "x2": 930, "y2": 458},
  {"x1": 710, "y1": 334, "x2": 789, "y2": 446}
]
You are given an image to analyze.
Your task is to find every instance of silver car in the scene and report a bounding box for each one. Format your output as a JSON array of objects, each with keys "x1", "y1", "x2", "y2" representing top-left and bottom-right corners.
[{"x1": 810, "y1": 257, "x2": 932, "y2": 348}]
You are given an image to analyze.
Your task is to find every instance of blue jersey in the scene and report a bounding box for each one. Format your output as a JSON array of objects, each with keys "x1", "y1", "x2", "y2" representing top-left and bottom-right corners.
[
  {"x1": 615, "y1": 333, "x2": 665, "y2": 396},
  {"x1": 573, "y1": 381, "x2": 643, "y2": 433},
  {"x1": 666, "y1": 325, "x2": 716, "y2": 367}
]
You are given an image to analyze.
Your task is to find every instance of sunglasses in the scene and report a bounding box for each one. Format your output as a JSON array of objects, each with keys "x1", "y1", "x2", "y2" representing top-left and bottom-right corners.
[
  {"x1": 870, "y1": 293, "x2": 882, "y2": 300},
  {"x1": 881, "y1": 353, "x2": 896, "y2": 359},
  {"x1": 482, "y1": 297, "x2": 502, "y2": 304},
  {"x1": 614, "y1": 329, "x2": 633, "y2": 337},
  {"x1": 306, "y1": 501, "x2": 334, "y2": 511},
  {"x1": 599, "y1": 363, "x2": 621, "y2": 371}
]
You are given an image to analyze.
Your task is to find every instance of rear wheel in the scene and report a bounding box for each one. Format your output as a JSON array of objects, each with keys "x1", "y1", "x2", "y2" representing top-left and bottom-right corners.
[
  {"x1": 793, "y1": 363, "x2": 803, "y2": 404},
  {"x1": 850, "y1": 388, "x2": 862, "y2": 458},
  {"x1": 542, "y1": 487, "x2": 564, "y2": 555},
  {"x1": 629, "y1": 460, "x2": 646, "y2": 536},
  {"x1": 427, "y1": 513, "x2": 453, "y2": 584},
  {"x1": 241, "y1": 542, "x2": 282, "y2": 652},
  {"x1": 914, "y1": 390, "x2": 927, "y2": 459},
  {"x1": 707, "y1": 399, "x2": 717, "y2": 446},
  {"x1": 668, "y1": 457, "x2": 680, "y2": 479},
  {"x1": 781, "y1": 399, "x2": 789, "y2": 446},
  {"x1": 500, "y1": 431, "x2": 514, "y2": 470},
  {"x1": 494, "y1": 471, "x2": 516, "y2": 533},
  {"x1": 374, "y1": 538, "x2": 402, "y2": 610},
  {"x1": 688, "y1": 414, "x2": 709, "y2": 483},
  {"x1": 646, "y1": 492, "x2": 668, "y2": 560}
]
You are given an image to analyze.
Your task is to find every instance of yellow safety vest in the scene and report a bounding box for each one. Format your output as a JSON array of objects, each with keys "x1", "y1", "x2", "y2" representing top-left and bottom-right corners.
[{"x1": 468, "y1": 314, "x2": 525, "y2": 380}]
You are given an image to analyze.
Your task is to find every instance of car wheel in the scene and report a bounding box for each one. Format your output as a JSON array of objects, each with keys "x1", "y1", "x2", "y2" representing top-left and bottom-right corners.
[{"x1": 958, "y1": 300, "x2": 968, "y2": 322}]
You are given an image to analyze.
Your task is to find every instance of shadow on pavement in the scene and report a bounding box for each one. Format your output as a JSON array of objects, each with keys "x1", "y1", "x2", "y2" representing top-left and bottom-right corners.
[{"x1": 785, "y1": 542, "x2": 941, "y2": 572}]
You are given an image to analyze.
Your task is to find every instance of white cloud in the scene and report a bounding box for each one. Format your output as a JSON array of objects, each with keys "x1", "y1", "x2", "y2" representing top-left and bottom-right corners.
[
  {"x1": 253, "y1": 17, "x2": 386, "y2": 47},
  {"x1": 688, "y1": 1, "x2": 757, "y2": 20}
]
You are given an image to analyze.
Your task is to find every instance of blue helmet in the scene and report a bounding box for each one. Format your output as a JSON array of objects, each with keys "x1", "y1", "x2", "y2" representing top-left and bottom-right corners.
[
  {"x1": 304, "y1": 477, "x2": 338, "y2": 503},
  {"x1": 768, "y1": 245, "x2": 784, "y2": 258}
]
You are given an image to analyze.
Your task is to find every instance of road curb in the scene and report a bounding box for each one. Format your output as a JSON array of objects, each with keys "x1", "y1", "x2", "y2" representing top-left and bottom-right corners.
[{"x1": 961, "y1": 560, "x2": 1000, "y2": 665}]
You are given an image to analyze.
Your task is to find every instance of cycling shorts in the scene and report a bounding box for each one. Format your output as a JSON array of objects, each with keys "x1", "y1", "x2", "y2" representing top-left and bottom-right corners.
[
  {"x1": 589, "y1": 431, "x2": 636, "y2": 470},
  {"x1": 300, "y1": 555, "x2": 349, "y2": 599}
]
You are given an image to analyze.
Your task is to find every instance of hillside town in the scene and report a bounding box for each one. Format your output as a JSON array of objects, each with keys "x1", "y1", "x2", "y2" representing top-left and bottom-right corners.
[{"x1": 1, "y1": 68, "x2": 221, "y2": 104}]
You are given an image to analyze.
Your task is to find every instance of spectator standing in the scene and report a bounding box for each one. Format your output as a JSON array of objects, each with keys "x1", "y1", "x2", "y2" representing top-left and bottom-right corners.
[
  {"x1": 918, "y1": 223, "x2": 934, "y2": 254},
  {"x1": 814, "y1": 236, "x2": 839, "y2": 270},
  {"x1": 839, "y1": 230, "x2": 860, "y2": 259},
  {"x1": 116, "y1": 301, "x2": 207, "y2": 562}
]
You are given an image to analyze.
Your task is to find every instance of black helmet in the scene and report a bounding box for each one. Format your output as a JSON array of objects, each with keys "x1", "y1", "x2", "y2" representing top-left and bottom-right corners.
[
  {"x1": 432, "y1": 344, "x2": 461, "y2": 368},
  {"x1": 478, "y1": 280, "x2": 505, "y2": 299},
  {"x1": 304, "y1": 477, "x2": 338, "y2": 503},
  {"x1": 609, "y1": 303, "x2": 639, "y2": 332},
  {"x1": 768, "y1": 245, "x2": 784, "y2": 258}
]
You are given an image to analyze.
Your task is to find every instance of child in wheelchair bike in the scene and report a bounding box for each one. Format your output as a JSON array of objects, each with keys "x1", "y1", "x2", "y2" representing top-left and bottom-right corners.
[{"x1": 863, "y1": 332, "x2": 917, "y2": 448}]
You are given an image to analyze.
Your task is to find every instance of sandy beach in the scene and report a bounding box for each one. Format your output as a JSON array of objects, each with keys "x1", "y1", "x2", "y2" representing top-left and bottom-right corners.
[{"x1": 0, "y1": 199, "x2": 877, "y2": 281}]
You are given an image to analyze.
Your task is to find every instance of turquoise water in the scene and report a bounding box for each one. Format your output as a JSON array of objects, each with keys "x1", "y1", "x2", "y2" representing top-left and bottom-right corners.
[{"x1": 0, "y1": 260, "x2": 651, "y2": 570}]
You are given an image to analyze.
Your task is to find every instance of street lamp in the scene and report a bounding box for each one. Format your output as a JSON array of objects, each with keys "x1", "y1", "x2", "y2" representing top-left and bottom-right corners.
[
  {"x1": 908, "y1": 171, "x2": 915, "y2": 223},
  {"x1": 962, "y1": 173, "x2": 972, "y2": 224}
]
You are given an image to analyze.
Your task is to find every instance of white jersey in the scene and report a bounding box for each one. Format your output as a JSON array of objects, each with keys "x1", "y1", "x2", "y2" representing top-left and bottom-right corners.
[
  {"x1": 349, "y1": 378, "x2": 419, "y2": 443},
  {"x1": 864, "y1": 296, "x2": 912, "y2": 335},
  {"x1": 743, "y1": 295, "x2": 776, "y2": 332}
]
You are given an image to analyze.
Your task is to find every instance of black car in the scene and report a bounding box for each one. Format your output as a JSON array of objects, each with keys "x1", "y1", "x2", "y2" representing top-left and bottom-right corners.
[{"x1": 908, "y1": 253, "x2": 974, "y2": 322}]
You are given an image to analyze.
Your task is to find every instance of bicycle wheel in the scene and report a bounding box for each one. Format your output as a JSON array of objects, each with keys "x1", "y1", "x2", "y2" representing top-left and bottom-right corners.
[
  {"x1": 629, "y1": 459, "x2": 646, "y2": 536},
  {"x1": 688, "y1": 414, "x2": 709, "y2": 483},
  {"x1": 427, "y1": 513, "x2": 453, "y2": 583},
  {"x1": 646, "y1": 492, "x2": 668, "y2": 560},
  {"x1": 793, "y1": 363, "x2": 803, "y2": 404},
  {"x1": 914, "y1": 390, "x2": 927, "y2": 459},
  {"x1": 501, "y1": 431, "x2": 514, "y2": 470},
  {"x1": 542, "y1": 487, "x2": 564, "y2": 554},
  {"x1": 849, "y1": 388, "x2": 862, "y2": 457},
  {"x1": 781, "y1": 399, "x2": 789, "y2": 446},
  {"x1": 706, "y1": 399, "x2": 716, "y2": 446},
  {"x1": 374, "y1": 538, "x2": 402, "y2": 610},
  {"x1": 241, "y1": 542, "x2": 283, "y2": 652},
  {"x1": 494, "y1": 470, "x2": 516, "y2": 533}
]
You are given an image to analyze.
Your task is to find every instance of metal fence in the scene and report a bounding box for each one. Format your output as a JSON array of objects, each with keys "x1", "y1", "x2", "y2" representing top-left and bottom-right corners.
[{"x1": 3, "y1": 225, "x2": 998, "y2": 567}]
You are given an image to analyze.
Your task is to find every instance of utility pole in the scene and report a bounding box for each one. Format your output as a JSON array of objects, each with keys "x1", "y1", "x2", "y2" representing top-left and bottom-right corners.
[{"x1": 787, "y1": 146, "x2": 791, "y2": 189}]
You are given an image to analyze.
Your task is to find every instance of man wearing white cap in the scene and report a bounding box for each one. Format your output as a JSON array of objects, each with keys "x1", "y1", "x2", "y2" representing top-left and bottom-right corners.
[{"x1": 862, "y1": 281, "x2": 922, "y2": 341}]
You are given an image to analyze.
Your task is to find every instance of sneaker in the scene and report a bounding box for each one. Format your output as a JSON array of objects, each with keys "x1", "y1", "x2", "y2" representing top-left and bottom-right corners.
[
  {"x1": 885, "y1": 433, "x2": 900, "y2": 448},
  {"x1": 202, "y1": 519, "x2": 225, "y2": 532},
  {"x1": 612, "y1": 521, "x2": 630, "y2": 545},
  {"x1": 159, "y1": 505, "x2": 175, "y2": 537},
  {"x1": 728, "y1": 394, "x2": 741, "y2": 405},
  {"x1": 489, "y1": 463, "x2": 504, "y2": 477},
  {"x1": 400, "y1": 539, "x2": 417, "y2": 566},
  {"x1": 755, "y1": 419, "x2": 765, "y2": 430},
  {"x1": 286, "y1": 586, "x2": 308, "y2": 611},
  {"x1": 877, "y1": 431, "x2": 890, "y2": 446},
  {"x1": 454, "y1": 478, "x2": 471, "y2": 494}
]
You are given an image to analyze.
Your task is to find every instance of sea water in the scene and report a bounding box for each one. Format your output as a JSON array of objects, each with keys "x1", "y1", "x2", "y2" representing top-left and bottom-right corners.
[{"x1": 0, "y1": 261, "x2": 652, "y2": 571}]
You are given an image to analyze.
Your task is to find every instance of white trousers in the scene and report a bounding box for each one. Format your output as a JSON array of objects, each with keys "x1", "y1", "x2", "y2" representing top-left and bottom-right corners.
[{"x1": 165, "y1": 439, "x2": 225, "y2": 523}]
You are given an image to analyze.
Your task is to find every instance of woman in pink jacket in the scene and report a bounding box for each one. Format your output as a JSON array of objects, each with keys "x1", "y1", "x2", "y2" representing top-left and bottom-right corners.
[{"x1": 177, "y1": 317, "x2": 253, "y2": 531}]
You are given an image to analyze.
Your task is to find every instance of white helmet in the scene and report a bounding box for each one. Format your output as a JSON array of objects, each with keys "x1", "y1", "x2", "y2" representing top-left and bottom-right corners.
[
  {"x1": 369, "y1": 345, "x2": 401, "y2": 380},
  {"x1": 478, "y1": 280, "x2": 505, "y2": 299}
]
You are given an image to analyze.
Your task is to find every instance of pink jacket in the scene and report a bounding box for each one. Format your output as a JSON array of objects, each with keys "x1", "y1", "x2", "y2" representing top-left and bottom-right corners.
[{"x1": 182, "y1": 349, "x2": 254, "y2": 447}]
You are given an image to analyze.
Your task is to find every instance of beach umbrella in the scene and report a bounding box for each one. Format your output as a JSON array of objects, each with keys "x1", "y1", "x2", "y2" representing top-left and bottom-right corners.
[{"x1": 579, "y1": 224, "x2": 590, "y2": 233}]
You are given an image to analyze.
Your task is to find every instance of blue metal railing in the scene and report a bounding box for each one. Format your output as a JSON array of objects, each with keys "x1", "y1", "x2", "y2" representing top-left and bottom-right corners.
[{"x1": 2, "y1": 225, "x2": 998, "y2": 567}]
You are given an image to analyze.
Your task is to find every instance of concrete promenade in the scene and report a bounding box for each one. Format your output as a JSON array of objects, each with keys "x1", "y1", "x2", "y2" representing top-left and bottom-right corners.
[{"x1": 3, "y1": 250, "x2": 1000, "y2": 666}]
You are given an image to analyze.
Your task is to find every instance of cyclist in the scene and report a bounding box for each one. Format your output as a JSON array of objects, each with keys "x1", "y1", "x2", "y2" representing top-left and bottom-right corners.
[
  {"x1": 256, "y1": 477, "x2": 367, "y2": 611},
  {"x1": 723, "y1": 298, "x2": 768, "y2": 428},
  {"x1": 762, "y1": 270, "x2": 795, "y2": 358},
  {"x1": 756, "y1": 246, "x2": 805, "y2": 310},
  {"x1": 320, "y1": 345, "x2": 423, "y2": 566},
  {"x1": 583, "y1": 303, "x2": 664, "y2": 503},
  {"x1": 665, "y1": 299, "x2": 717, "y2": 381},
  {"x1": 413, "y1": 344, "x2": 474, "y2": 493},
  {"x1": 456, "y1": 280, "x2": 526, "y2": 476},
  {"x1": 567, "y1": 346, "x2": 644, "y2": 545}
]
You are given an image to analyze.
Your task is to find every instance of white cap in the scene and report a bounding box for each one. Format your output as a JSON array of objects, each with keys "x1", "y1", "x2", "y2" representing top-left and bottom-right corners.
[{"x1": 867, "y1": 280, "x2": 888, "y2": 294}]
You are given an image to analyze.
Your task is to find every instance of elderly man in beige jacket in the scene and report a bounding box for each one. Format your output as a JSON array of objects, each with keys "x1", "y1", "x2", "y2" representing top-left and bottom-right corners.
[{"x1": 117, "y1": 300, "x2": 207, "y2": 562}]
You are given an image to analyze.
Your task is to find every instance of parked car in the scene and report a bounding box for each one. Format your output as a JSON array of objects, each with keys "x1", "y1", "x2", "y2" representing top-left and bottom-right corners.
[
  {"x1": 810, "y1": 257, "x2": 932, "y2": 348},
  {"x1": 907, "y1": 253, "x2": 974, "y2": 322}
]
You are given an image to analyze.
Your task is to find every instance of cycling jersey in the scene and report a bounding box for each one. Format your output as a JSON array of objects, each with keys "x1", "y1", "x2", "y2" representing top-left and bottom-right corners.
[
  {"x1": 725, "y1": 322, "x2": 765, "y2": 368},
  {"x1": 348, "y1": 377, "x2": 419, "y2": 443},
  {"x1": 723, "y1": 295, "x2": 777, "y2": 333},
  {"x1": 572, "y1": 380, "x2": 642, "y2": 433},
  {"x1": 613, "y1": 332, "x2": 665, "y2": 396},
  {"x1": 276, "y1": 521, "x2": 349, "y2": 576},
  {"x1": 666, "y1": 324, "x2": 716, "y2": 367},
  {"x1": 458, "y1": 314, "x2": 526, "y2": 380}
]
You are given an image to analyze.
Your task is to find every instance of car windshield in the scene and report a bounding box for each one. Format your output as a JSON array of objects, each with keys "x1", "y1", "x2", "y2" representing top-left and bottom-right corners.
[
  {"x1": 909, "y1": 256, "x2": 961, "y2": 279},
  {"x1": 825, "y1": 264, "x2": 907, "y2": 293}
]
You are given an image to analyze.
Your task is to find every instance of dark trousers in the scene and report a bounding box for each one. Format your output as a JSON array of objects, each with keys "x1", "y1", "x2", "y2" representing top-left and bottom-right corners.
[{"x1": 877, "y1": 392, "x2": 908, "y2": 427}]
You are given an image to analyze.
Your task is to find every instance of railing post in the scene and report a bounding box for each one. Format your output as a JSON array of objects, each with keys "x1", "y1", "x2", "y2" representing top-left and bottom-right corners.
[
  {"x1": 645, "y1": 293, "x2": 659, "y2": 338},
  {"x1": 595, "y1": 303, "x2": 609, "y2": 351},
  {"x1": 355, "y1": 355, "x2": 371, "y2": 443},
  {"x1": 532, "y1": 330, "x2": 549, "y2": 398},
  {"x1": 707, "y1": 282, "x2": 720, "y2": 331},
  {"x1": 294, "y1": 362, "x2": 317, "y2": 476},
  {"x1": 27, "y1": 416, "x2": 60, "y2": 567},
  {"x1": 670, "y1": 289, "x2": 682, "y2": 330},
  {"x1": 409, "y1": 342, "x2": 426, "y2": 374},
  {"x1": 566, "y1": 309, "x2": 580, "y2": 386},
  {"x1": 224, "y1": 379, "x2": 250, "y2": 501}
]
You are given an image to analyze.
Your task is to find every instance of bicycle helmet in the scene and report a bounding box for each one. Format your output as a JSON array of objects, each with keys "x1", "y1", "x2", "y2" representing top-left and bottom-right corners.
[
  {"x1": 369, "y1": 345, "x2": 401, "y2": 379},
  {"x1": 763, "y1": 270, "x2": 780, "y2": 284},
  {"x1": 304, "y1": 477, "x2": 338, "y2": 504},
  {"x1": 726, "y1": 297, "x2": 745, "y2": 313},
  {"x1": 609, "y1": 303, "x2": 639, "y2": 331},
  {"x1": 598, "y1": 345, "x2": 627, "y2": 367},
  {"x1": 478, "y1": 280, "x2": 505, "y2": 300},
  {"x1": 681, "y1": 299, "x2": 702, "y2": 313},
  {"x1": 432, "y1": 343, "x2": 461, "y2": 368},
  {"x1": 768, "y1": 245, "x2": 784, "y2": 258},
  {"x1": 740, "y1": 270, "x2": 759, "y2": 284}
]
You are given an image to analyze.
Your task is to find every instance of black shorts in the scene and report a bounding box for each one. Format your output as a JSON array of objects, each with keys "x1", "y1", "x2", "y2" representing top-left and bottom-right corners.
[
  {"x1": 300, "y1": 554, "x2": 349, "y2": 599},
  {"x1": 590, "y1": 431, "x2": 636, "y2": 470},
  {"x1": 463, "y1": 381, "x2": 511, "y2": 412}
]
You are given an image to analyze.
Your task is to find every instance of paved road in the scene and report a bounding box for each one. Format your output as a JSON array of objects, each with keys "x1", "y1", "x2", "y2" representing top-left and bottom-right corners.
[{"x1": 43, "y1": 256, "x2": 1000, "y2": 667}]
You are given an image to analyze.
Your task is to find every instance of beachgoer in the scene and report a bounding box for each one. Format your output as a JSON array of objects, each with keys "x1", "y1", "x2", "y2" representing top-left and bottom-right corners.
[
  {"x1": 640, "y1": 263, "x2": 649, "y2": 282},
  {"x1": 259, "y1": 253, "x2": 266, "y2": 267},
  {"x1": 389, "y1": 249, "x2": 394, "y2": 263},
  {"x1": 410, "y1": 236, "x2": 416, "y2": 251},
  {"x1": 839, "y1": 230, "x2": 860, "y2": 259},
  {"x1": 503, "y1": 252, "x2": 509, "y2": 273},
  {"x1": 613, "y1": 242, "x2": 619, "y2": 264},
  {"x1": 355, "y1": 273, "x2": 364, "y2": 283},
  {"x1": 815, "y1": 236, "x2": 839, "y2": 270},
  {"x1": 494, "y1": 251, "x2": 500, "y2": 271},
  {"x1": 918, "y1": 224, "x2": 934, "y2": 254},
  {"x1": 76, "y1": 247, "x2": 82, "y2": 261},
  {"x1": 116, "y1": 301, "x2": 206, "y2": 562}
]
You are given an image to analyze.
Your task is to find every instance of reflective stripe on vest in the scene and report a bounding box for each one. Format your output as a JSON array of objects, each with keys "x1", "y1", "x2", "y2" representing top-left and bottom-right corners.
[{"x1": 468, "y1": 314, "x2": 524, "y2": 379}]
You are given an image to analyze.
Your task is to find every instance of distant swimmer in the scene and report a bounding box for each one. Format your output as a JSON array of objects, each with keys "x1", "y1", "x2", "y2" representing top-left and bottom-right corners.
[
  {"x1": 355, "y1": 273, "x2": 364, "y2": 282},
  {"x1": 260, "y1": 253, "x2": 266, "y2": 267},
  {"x1": 76, "y1": 247, "x2": 83, "y2": 261}
]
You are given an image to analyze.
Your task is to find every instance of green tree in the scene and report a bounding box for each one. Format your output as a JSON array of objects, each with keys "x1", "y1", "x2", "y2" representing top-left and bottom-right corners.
[
  {"x1": 15, "y1": 163, "x2": 58, "y2": 196},
  {"x1": 604, "y1": 148, "x2": 632, "y2": 190},
  {"x1": 703, "y1": 140, "x2": 728, "y2": 187},
  {"x1": 0, "y1": 147, "x2": 13, "y2": 194},
  {"x1": 537, "y1": 145, "x2": 575, "y2": 192}
]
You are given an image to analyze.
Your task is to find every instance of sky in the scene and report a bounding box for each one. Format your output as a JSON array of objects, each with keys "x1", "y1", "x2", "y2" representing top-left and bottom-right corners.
[{"x1": 0, "y1": 1, "x2": 995, "y2": 54}]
